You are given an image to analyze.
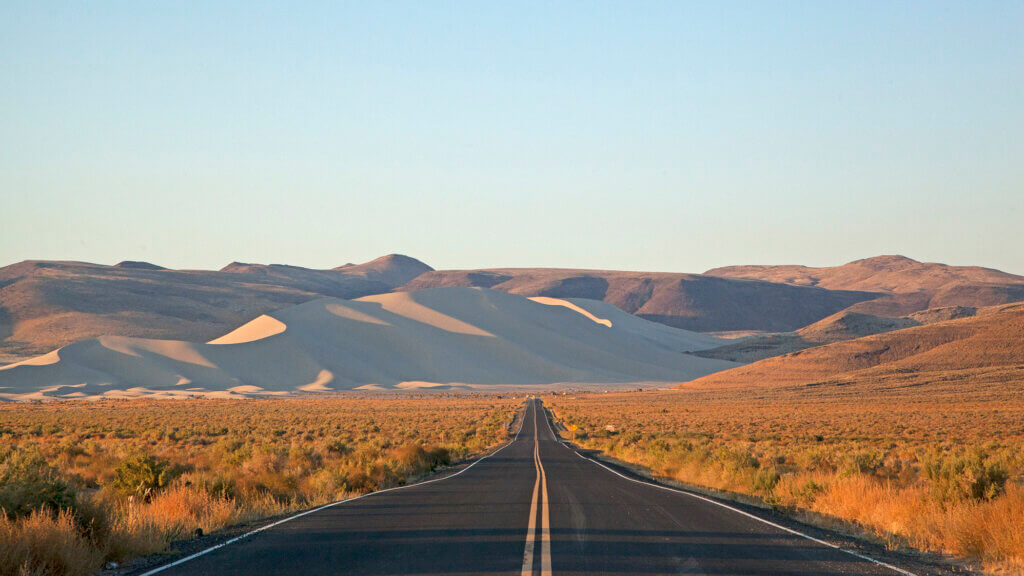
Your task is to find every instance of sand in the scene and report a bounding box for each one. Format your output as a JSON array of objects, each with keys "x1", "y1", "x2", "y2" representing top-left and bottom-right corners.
[
  {"x1": 209, "y1": 315, "x2": 288, "y2": 344},
  {"x1": 0, "y1": 287, "x2": 738, "y2": 400}
]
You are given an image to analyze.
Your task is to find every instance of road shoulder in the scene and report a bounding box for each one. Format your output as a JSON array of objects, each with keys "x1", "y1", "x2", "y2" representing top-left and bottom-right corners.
[{"x1": 109, "y1": 429, "x2": 523, "y2": 576}]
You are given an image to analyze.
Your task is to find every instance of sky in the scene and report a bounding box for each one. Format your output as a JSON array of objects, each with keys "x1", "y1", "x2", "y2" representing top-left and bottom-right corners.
[{"x1": 1, "y1": 1, "x2": 1022, "y2": 274}]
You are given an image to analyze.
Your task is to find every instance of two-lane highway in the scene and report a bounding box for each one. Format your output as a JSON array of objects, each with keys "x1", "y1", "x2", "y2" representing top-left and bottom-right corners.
[{"x1": 142, "y1": 399, "x2": 917, "y2": 575}]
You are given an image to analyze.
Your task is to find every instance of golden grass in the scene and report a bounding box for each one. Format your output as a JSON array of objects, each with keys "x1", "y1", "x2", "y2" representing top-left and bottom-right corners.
[
  {"x1": 0, "y1": 509, "x2": 103, "y2": 576},
  {"x1": 546, "y1": 385, "x2": 1024, "y2": 574},
  {"x1": 0, "y1": 395, "x2": 518, "y2": 576}
]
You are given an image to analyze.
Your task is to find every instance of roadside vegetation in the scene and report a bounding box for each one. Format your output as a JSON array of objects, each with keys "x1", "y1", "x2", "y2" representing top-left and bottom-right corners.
[
  {"x1": 547, "y1": 387, "x2": 1024, "y2": 575},
  {"x1": 0, "y1": 396, "x2": 518, "y2": 576}
]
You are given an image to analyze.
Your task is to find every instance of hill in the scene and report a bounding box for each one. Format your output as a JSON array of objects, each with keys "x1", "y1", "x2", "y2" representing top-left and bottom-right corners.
[
  {"x1": 706, "y1": 255, "x2": 1024, "y2": 316},
  {"x1": 333, "y1": 253, "x2": 434, "y2": 287},
  {"x1": 0, "y1": 255, "x2": 430, "y2": 362},
  {"x1": 0, "y1": 288, "x2": 737, "y2": 400},
  {"x1": 6, "y1": 254, "x2": 1017, "y2": 365},
  {"x1": 693, "y1": 309, "x2": 922, "y2": 363},
  {"x1": 401, "y1": 268, "x2": 877, "y2": 332},
  {"x1": 681, "y1": 302, "x2": 1024, "y2": 391},
  {"x1": 221, "y1": 254, "x2": 432, "y2": 291}
]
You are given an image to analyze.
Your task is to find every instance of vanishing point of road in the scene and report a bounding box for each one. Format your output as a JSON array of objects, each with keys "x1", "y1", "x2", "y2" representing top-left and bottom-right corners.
[{"x1": 141, "y1": 399, "x2": 922, "y2": 576}]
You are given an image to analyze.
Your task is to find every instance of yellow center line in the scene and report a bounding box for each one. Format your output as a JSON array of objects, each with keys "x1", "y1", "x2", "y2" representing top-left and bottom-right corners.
[
  {"x1": 521, "y1": 402, "x2": 541, "y2": 575},
  {"x1": 539, "y1": 432, "x2": 552, "y2": 576},
  {"x1": 521, "y1": 400, "x2": 552, "y2": 576}
]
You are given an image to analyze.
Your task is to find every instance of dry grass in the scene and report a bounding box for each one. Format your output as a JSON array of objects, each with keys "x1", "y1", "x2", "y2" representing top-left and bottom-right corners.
[
  {"x1": 0, "y1": 509, "x2": 103, "y2": 576},
  {"x1": 0, "y1": 395, "x2": 518, "y2": 576},
  {"x1": 547, "y1": 384, "x2": 1024, "y2": 574}
]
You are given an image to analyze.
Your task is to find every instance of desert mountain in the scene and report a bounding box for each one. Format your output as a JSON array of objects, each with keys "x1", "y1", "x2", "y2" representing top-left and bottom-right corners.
[
  {"x1": 706, "y1": 255, "x2": 1024, "y2": 316},
  {"x1": 401, "y1": 269, "x2": 877, "y2": 333},
  {"x1": 5, "y1": 254, "x2": 1018, "y2": 366},
  {"x1": 222, "y1": 254, "x2": 432, "y2": 290},
  {"x1": 333, "y1": 254, "x2": 434, "y2": 287},
  {"x1": 693, "y1": 309, "x2": 926, "y2": 363},
  {"x1": 682, "y1": 302, "x2": 1024, "y2": 392},
  {"x1": 0, "y1": 255, "x2": 430, "y2": 362},
  {"x1": 0, "y1": 288, "x2": 737, "y2": 400}
]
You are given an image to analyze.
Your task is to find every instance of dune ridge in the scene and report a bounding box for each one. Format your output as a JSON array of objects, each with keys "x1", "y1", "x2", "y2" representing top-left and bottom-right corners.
[
  {"x1": 0, "y1": 254, "x2": 431, "y2": 362},
  {"x1": 0, "y1": 288, "x2": 737, "y2": 400}
]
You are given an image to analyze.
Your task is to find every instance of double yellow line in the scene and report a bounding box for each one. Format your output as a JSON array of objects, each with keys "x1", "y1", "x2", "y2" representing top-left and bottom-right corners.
[{"x1": 521, "y1": 400, "x2": 552, "y2": 576}]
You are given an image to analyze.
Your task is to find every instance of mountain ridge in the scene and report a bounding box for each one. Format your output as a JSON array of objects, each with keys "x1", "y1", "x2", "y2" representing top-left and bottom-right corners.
[
  {"x1": 681, "y1": 302, "x2": 1024, "y2": 391},
  {"x1": 401, "y1": 268, "x2": 879, "y2": 332}
]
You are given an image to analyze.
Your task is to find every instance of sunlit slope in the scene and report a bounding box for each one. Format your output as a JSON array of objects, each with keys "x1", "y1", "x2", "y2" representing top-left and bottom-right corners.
[
  {"x1": 682, "y1": 302, "x2": 1024, "y2": 391},
  {"x1": 0, "y1": 288, "x2": 737, "y2": 399}
]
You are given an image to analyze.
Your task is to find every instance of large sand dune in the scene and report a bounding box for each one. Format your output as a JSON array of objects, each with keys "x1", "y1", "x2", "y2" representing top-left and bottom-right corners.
[
  {"x1": 0, "y1": 288, "x2": 737, "y2": 400},
  {"x1": 0, "y1": 254, "x2": 432, "y2": 362}
]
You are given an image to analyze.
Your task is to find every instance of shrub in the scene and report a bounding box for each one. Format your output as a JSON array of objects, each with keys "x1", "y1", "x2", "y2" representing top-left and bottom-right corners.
[
  {"x1": 843, "y1": 450, "x2": 885, "y2": 476},
  {"x1": 796, "y1": 479, "x2": 825, "y2": 504},
  {"x1": 111, "y1": 455, "x2": 178, "y2": 501},
  {"x1": 198, "y1": 475, "x2": 236, "y2": 500},
  {"x1": 326, "y1": 439, "x2": 352, "y2": 456},
  {"x1": 390, "y1": 444, "x2": 451, "y2": 474},
  {"x1": 925, "y1": 451, "x2": 1009, "y2": 503},
  {"x1": 716, "y1": 448, "x2": 759, "y2": 472},
  {"x1": 0, "y1": 449, "x2": 77, "y2": 519},
  {"x1": 341, "y1": 469, "x2": 375, "y2": 493},
  {"x1": 426, "y1": 446, "x2": 451, "y2": 470},
  {"x1": 752, "y1": 468, "x2": 781, "y2": 494},
  {"x1": 0, "y1": 396, "x2": 516, "y2": 576}
]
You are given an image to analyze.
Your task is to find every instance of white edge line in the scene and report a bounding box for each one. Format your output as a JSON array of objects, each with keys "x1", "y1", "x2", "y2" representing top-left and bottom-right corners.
[
  {"x1": 540, "y1": 404, "x2": 919, "y2": 576},
  {"x1": 138, "y1": 404, "x2": 529, "y2": 576}
]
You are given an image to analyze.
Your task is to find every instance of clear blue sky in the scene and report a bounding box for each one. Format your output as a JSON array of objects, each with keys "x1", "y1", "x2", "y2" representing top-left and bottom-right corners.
[{"x1": 2, "y1": 2, "x2": 1021, "y2": 274}]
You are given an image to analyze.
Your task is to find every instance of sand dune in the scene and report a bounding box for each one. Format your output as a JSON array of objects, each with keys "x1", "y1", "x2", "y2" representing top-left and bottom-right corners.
[
  {"x1": 0, "y1": 288, "x2": 737, "y2": 400},
  {"x1": 529, "y1": 297, "x2": 724, "y2": 351},
  {"x1": 531, "y1": 297, "x2": 613, "y2": 327},
  {"x1": 209, "y1": 315, "x2": 288, "y2": 344},
  {"x1": 0, "y1": 254, "x2": 431, "y2": 362}
]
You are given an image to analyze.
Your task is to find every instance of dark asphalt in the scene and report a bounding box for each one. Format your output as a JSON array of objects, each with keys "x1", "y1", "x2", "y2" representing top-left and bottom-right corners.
[{"x1": 144, "y1": 399, "x2": 917, "y2": 576}]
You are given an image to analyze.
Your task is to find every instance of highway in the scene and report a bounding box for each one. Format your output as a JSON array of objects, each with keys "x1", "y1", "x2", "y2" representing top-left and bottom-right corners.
[{"x1": 141, "y1": 399, "x2": 919, "y2": 576}]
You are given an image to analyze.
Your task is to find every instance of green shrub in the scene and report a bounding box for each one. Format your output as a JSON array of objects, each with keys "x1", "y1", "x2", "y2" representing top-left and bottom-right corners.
[
  {"x1": 796, "y1": 479, "x2": 825, "y2": 503},
  {"x1": 326, "y1": 439, "x2": 352, "y2": 456},
  {"x1": 716, "y1": 448, "x2": 760, "y2": 472},
  {"x1": 111, "y1": 455, "x2": 178, "y2": 500},
  {"x1": 621, "y1": 431, "x2": 643, "y2": 446},
  {"x1": 843, "y1": 450, "x2": 885, "y2": 476},
  {"x1": 752, "y1": 468, "x2": 781, "y2": 494},
  {"x1": 214, "y1": 438, "x2": 251, "y2": 466},
  {"x1": 198, "y1": 475, "x2": 236, "y2": 500},
  {"x1": 0, "y1": 449, "x2": 77, "y2": 518},
  {"x1": 925, "y1": 450, "x2": 1009, "y2": 503}
]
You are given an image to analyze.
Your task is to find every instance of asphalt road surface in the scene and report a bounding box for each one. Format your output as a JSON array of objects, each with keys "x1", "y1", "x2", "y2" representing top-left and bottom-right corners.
[{"x1": 143, "y1": 399, "x2": 919, "y2": 576}]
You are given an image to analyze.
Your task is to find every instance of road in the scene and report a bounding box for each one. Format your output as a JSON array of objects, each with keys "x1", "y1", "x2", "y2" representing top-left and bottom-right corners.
[{"x1": 143, "y1": 399, "x2": 917, "y2": 576}]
